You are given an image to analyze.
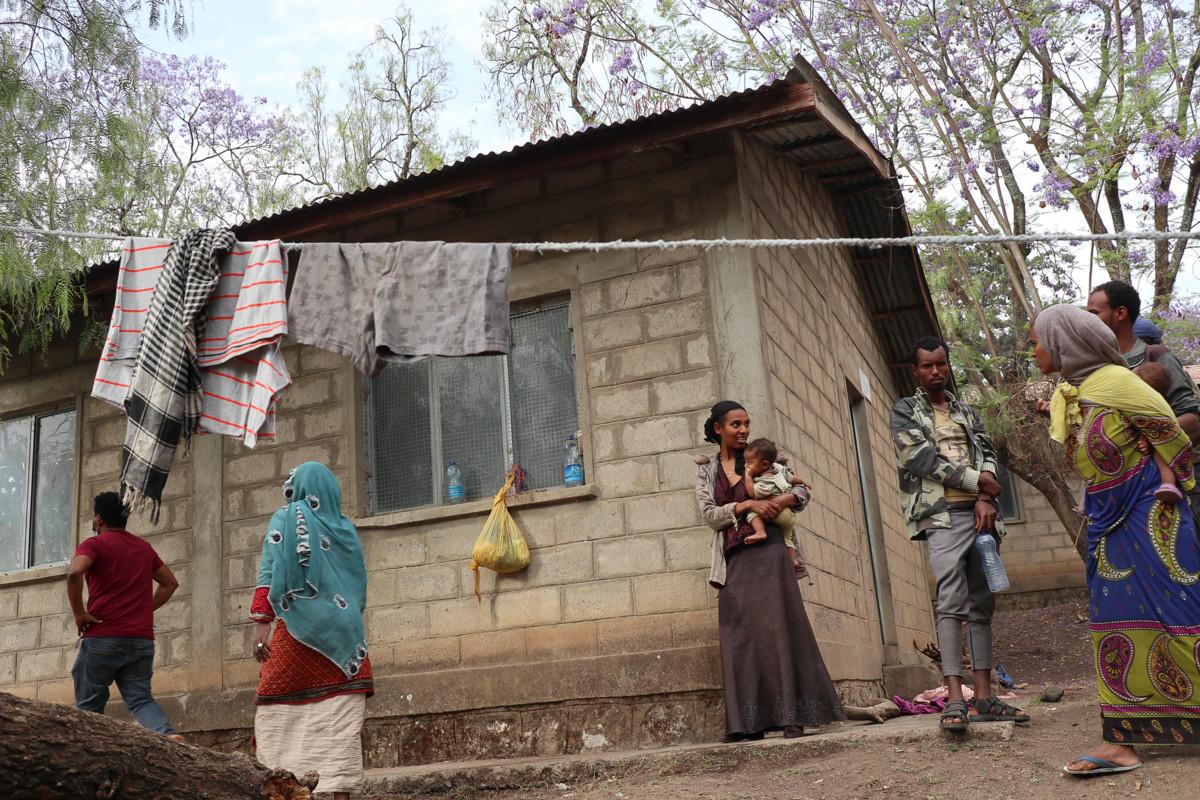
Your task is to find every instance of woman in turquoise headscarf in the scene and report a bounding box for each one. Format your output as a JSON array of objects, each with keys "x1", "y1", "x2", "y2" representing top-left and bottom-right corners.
[{"x1": 249, "y1": 462, "x2": 372, "y2": 800}]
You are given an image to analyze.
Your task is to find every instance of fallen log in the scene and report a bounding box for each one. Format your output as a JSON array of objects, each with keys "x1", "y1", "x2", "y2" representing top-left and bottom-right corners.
[
  {"x1": 842, "y1": 699, "x2": 902, "y2": 724},
  {"x1": 0, "y1": 692, "x2": 318, "y2": 799}
]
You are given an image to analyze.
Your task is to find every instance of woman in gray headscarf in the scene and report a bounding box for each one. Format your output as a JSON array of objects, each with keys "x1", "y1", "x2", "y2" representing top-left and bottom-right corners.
[{"x1": 1032, "y1": 304, "x2": 1200, "y2": 777}]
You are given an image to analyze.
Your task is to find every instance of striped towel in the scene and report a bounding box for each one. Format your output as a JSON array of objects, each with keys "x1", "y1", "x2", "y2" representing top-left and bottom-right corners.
[
  {"x1": 95, "y1": 236, "x2": 291, "y2": 467},
  {"x1": 194, "y1": 239, "x2": 291, "y2": 445}
]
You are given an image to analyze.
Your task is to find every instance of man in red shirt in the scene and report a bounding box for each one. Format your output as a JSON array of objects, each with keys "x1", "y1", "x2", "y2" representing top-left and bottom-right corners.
[{"x1": 67, "y1": 492, "x2": 180, "y2": 736}]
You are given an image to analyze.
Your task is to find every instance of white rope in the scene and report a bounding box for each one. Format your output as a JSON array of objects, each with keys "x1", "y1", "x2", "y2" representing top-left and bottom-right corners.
[
  {"x1": 0, "y1": 223, "x2": 124, "y2": 242},
  {"x1": 510, "y1": 229, "x2": 1200, "y2": 252},
  {"x1": 3, "y1": 220, "x2": 1200, "y2": 250}
]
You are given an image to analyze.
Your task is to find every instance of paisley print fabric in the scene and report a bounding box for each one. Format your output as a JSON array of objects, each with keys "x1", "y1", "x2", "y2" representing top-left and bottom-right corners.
[
  {"x1": 1130, "y1": 414, "x2": 1183, "y2": 445},
  {"x1": 1077, "y1": 405, "x2": 1200, "y2": 745},
  {"x1": 1085, "y1": 410, "x2": 1124, "y2": 476},
  {"x1": 1097, "y1": 632, "x2": 1149, "y2": 702},
  {"x1": 1148, "y1": 500, "x2": 1200, "y2": 585},
  {"x1": 1148, "y1": 634, "x2": 1194, "y2": 703}
]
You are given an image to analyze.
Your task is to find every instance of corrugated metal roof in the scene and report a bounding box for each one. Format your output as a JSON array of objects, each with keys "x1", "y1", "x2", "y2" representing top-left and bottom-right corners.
[
  {"x1": 90, "y1": 59, "x2": 939, "y2": 396},
  {"x1": 736, "y1": 65, "x2": 936, "y2": 395},
  {"x1": 236, "y1": 79, "x2": 797, "y2": 233}
]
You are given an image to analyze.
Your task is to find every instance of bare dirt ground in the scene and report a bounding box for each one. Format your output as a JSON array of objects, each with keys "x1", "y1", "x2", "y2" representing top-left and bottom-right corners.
[
  {"x1": 440, "y1": 601, "x2": 1200, "y2": 800},
  {"x1": 991, "y1": 598, "x2": 1094, "y2": 688}
]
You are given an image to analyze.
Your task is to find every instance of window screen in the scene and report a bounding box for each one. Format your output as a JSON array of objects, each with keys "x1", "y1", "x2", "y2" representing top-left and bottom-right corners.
[
  {"x1": 995, "y1": 466, "x2": 1021, "y2": 521},
  {"x1": 0, "y1": 408, "x2": 77, "y2": 572},
  {"x1": 365, "y1": 300, "x2": 580, "y2": 514}
]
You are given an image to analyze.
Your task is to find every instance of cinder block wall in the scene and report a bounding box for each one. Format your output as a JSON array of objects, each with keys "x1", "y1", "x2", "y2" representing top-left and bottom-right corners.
[
  {"x1": 734, "y1": 135, "x2": 934, "y2": 676},
  {"x1": 0, "y1": 336, "x2": 196, "y2": 703},
  {"x1": 0, "y1": 131, "x2": 937, "y2": 763},
  {"x1": 997, "y1": 476, "x2": 1086, "y2": 597}
]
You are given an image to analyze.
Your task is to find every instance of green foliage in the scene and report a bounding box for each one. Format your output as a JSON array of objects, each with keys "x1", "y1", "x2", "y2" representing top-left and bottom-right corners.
[{"x1": 0, "y1": 1, "x2": 151, "y2": 370}]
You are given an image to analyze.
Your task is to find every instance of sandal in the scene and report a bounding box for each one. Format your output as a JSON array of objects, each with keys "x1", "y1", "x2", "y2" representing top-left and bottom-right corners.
[
  {"x1": 783, "y1": 726, "x2": 804, "y2": 738},
  {"x1": 972, "y1": 696, "x2": 1030, "y2": 723},
  {"x1": 940, "y1": 698, "x2": 969, "y2": 732},
  {"x1": 719, "y1": 731, "x2": 765, "y2": 743}
]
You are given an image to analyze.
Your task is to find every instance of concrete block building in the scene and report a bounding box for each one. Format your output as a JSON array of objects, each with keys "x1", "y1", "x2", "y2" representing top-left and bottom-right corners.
[{"x1": 0, "y1": 66, "x2": 943, "y2": 764}]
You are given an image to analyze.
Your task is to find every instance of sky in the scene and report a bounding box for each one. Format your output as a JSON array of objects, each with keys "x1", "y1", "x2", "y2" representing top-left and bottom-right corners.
[
  {"x1": 138, "y1": 0, "x2": 516, "y2": 152},
  {"x1": 136, "y1": 0, "x2": 1200, "y2": 302}
]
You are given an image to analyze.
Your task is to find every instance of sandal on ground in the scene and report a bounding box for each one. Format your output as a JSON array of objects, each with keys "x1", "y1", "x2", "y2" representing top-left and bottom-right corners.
[
  {"x1": 783, "y1": 726, "x2": 804, "y2": 738},
  {"x1": 1062, "y1": 756, "x2": 1142, "y2": 776},
  {"x1": 1156, "y1": 483, "x2": 1184, "y2": 505},
  {"x1": 971, "y1": 696, "x2": 1030, "y2": 723},
  {"x1": 719, "y1": 731, "x2": 765, "y2": 743},
  {"x1": 940, "y1": 698, "x2": 969, "y2": 732}
]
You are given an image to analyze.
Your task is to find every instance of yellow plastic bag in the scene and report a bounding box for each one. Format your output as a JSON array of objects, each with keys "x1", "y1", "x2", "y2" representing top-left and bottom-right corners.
[{"x1": 469, "y1": 472, "x2": 531, "y2": 600}]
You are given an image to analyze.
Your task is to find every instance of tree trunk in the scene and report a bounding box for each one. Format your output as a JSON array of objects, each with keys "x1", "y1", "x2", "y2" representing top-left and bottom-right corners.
[
  {"x1": 988, "y1": 395, "x2": 1088, "y2": 562},
  {"x1": 0, "y1": 692, "x2": 318, "y2": 800},
  {"x1": 1022, "y1": 470, "x2": 1087, "y2": 561}
]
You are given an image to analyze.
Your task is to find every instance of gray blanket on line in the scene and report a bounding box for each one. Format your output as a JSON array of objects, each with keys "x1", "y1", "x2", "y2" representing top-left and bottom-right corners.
[{"x1": 287, "y1": 241, "x2": 511, "y2": 376}]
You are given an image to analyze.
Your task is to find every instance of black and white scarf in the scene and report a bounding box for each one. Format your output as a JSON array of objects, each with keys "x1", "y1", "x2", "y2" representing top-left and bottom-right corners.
[{"x1": 120, "y1": 228, "x2": 236, "y2": 520}]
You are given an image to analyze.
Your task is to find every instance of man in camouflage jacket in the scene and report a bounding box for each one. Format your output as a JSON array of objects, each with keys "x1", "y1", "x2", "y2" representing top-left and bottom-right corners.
[{"x1": 890, "y1": 337, "x2": 1026, "y2": 729}]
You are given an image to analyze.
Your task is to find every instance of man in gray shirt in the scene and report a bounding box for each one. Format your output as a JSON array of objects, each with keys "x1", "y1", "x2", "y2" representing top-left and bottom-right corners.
[
  {"x1": 1087, "y1": 280, "x2": 1200, "y2": 439},
  {"x1": 1088, "y1": 280, "x2": 1200, "y2": 527}
]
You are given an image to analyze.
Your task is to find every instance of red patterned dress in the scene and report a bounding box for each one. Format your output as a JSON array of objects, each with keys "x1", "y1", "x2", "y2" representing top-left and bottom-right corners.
[{"x1": 250, "y1": 586, "x2": 374, "y2": 704}]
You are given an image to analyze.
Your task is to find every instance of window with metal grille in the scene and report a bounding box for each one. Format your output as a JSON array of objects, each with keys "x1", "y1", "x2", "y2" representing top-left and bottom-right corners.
[
  {"x1": 364, "y1": 299, "x2": 580, "y2": 514},
  {"x1": 995, "y1": 465, "x2": 1022, "y2": 521},
  {"x1": 0, "y1": 408, "x2": 77, "y2": 572}
]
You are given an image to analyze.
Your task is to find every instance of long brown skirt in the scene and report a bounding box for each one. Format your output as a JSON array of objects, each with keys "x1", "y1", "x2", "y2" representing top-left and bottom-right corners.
[{"x1": 719, "y1": 533, "x2": 844, "y2": 734}]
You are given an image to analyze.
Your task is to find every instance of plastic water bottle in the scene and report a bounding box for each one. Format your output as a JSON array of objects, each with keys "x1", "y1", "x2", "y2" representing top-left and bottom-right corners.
[
  {"x1": 975, "y1": 532, "x2": 1010, "y2": 593},
  {"x1": 446, "y1": 461, "x2": 464, "y2": 504},
  {"x1": 563, "y1": 436, "x2": 584, "y2": 487}
]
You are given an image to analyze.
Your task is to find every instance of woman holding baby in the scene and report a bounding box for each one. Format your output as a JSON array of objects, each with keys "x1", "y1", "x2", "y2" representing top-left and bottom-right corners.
[{"x1": 694, "y1": 400, "x2": 844, "y2": 743}]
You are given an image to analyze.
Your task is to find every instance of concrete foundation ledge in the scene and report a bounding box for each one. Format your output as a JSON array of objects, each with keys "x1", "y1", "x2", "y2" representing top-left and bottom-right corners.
[{"x1": 360, "y1": 715, "x2": 1016, "y2": 798}]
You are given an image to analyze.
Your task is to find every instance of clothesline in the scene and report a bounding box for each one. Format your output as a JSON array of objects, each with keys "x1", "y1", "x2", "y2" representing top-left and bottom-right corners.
[{"x1": 4, "y1": 221, "x2": 1200, "y2": 251}]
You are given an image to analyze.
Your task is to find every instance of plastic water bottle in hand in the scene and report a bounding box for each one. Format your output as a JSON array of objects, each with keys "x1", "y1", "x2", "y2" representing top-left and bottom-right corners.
[
  {"x1": 975, "y1": 532, "x2": 1009, "y2": 593},
  {"x1": 446, "y1": 461, "x2": 464, "y2": 504},
  {"x1": 563, "y1": 435, "x2": 584, "y2": 487}
]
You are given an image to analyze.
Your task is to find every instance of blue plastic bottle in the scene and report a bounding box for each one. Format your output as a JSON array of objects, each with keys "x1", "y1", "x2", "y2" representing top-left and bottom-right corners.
[
  {"x1": 446, "y1": 461, "x2": 464, "y2": 504},
  {"x1": 563, "y1": 436, "x2": 584, "y2": 487},
  {"x1": 975, "y1": 532, "x2": 1009, "y2": 593}
]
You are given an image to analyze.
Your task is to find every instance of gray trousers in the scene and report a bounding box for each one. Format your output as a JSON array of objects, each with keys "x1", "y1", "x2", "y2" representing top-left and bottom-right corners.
[{"x1": 926, "y1": 510, "x2": 995, "y2": 678}]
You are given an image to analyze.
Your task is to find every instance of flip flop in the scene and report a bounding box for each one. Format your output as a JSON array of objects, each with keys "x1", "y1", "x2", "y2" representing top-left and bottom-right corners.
[{"x1": 1062, "y1": 756, "x2": 1143, "y2": 776}]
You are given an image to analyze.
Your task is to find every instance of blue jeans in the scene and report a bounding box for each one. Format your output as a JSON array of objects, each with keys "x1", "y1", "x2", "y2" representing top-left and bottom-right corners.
[{"x1": 71, "y1": 637, "x2": 175, "y2": 734}]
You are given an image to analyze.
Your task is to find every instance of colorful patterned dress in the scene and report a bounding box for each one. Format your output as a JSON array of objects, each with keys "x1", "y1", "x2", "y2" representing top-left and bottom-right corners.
[{"x1": 1076, "y1": 401, "x2": 1200, "y2": 744}]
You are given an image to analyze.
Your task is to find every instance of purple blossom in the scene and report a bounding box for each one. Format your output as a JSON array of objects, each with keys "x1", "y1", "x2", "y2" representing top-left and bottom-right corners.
[
  {"x1": 1023, "y1": 86, "x2": 1038, "y2": 99},
  {"x1": 565, "y1": 0, "x2": 586, "y2": 12},
  {"x1": 550, "y1": 20, "x2": 570, "y2": 35},
  {"x1": 746, "y1": 5, "x2": 774, "y2": 30},
  {"x1": 1029, "y1": 27, "x2": 1049, "y2": 48},
  {"x1": 887, "y1": 68, "x2": 901, "y2": 83},
  {"x1": 1140, "y1": 41, "x2": 1166, "y2": 76},
  {"x1": 532, "y1": 6, "x2": 546, "y2": 20},
  {"x1": 609, "y1": 46, "x2": 633, "y2": 76},
  {"x1": 1153, "y1": 187, "x2": 1176, "y2": 206}
]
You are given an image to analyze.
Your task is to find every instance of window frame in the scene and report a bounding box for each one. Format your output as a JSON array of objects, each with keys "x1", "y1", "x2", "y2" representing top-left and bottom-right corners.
[
  {"x1": 359, "y1": 293, "x2": 584, "y2": 517},
  {"x1": 0, "y1": 400, "x2": 81, "y2": 573}
]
